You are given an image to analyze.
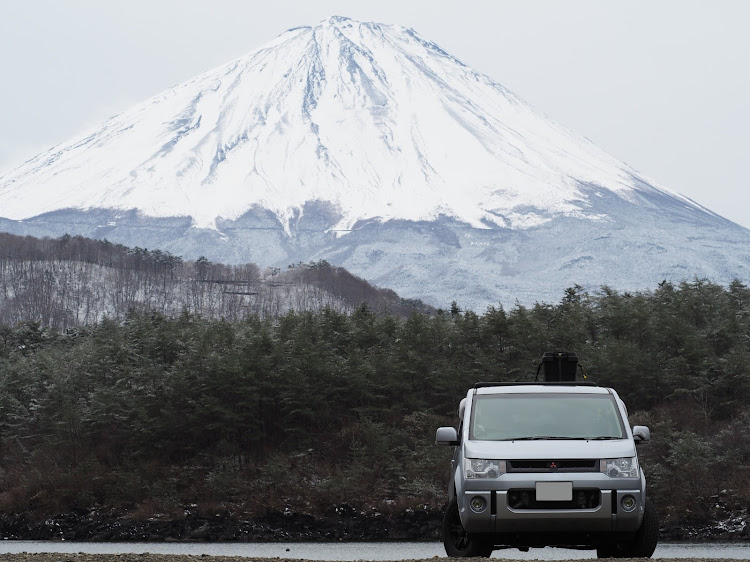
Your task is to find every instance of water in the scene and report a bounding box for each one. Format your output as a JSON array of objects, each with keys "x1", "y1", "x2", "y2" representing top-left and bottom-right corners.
[{"x1": 0, "y1": 541, "x2": 748, "y2": 559}]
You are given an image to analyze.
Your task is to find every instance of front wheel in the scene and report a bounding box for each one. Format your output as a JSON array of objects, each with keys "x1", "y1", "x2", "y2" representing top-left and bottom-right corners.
[
  {"x1": 596, "y1": 498, "x2": 659, "y2": 558},
  {"x1": 443, "y1": 498, "x2": 494, "y2": 557},
  {"x1": 628, "y1": 498, "x2": 659, "y2": 557}
]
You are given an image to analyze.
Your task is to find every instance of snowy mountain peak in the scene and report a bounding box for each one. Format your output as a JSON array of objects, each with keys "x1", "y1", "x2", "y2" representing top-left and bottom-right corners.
[{"x1": 0, "y1": 17, "x2": 706, "y2": 234}]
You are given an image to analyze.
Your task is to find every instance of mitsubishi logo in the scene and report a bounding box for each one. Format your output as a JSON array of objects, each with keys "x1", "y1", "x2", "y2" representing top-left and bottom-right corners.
[{"x1": 548, "y1": 461, "x2": 558, "y2": 470}]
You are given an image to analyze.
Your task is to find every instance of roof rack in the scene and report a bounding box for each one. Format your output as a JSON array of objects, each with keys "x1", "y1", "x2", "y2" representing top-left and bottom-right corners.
[{"x1": 474, "y1": 381, "x2": 598, "y2": 389}]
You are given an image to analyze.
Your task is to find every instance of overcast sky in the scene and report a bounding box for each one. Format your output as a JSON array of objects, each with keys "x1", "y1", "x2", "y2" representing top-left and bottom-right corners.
[{"x1": 1, "y1": 0, "x2": 748, "y2": 229}]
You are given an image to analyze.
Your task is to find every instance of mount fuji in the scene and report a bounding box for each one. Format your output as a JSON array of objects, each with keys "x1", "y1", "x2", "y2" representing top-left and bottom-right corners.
[{"x1": 1, "y1": 16, "x2": 749, "y2": 309}]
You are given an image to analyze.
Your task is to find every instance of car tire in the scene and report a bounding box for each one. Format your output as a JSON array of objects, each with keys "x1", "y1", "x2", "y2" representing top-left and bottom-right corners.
[
  {"x1": 443, "y1": 498, "x2": 494, "y2": 557},
  {"x1": 628, "y1": 498, "x2": 659, "y2": 557},
  {"x1": 596, "y1": 498, "x2": 659, "y2": 558}
]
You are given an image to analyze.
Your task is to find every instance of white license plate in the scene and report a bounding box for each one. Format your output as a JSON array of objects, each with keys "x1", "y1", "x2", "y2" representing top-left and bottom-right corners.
[{"x1": 535, "y1": 481, "x2": 573, "y2": 501}]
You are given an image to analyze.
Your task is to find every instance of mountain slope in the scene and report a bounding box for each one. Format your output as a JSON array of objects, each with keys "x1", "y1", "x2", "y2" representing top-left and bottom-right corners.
[
  {"x1": 0, "y1": 16, "x2": 707, "y2": 231},
  {"x1": 1, "y1": 16, "x2": 748, "y2": 309}
]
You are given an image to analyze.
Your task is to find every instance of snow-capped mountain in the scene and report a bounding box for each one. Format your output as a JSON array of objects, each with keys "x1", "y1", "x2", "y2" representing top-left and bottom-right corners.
[{"x1": 1, "y1": 16, "x2": 749, "y2": 309}]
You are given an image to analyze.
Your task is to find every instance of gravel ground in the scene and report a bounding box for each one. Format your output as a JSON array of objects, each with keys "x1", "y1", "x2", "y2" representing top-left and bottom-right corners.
[{"x1": 0, "y1": 553, "x2": 740, "y2": 562}]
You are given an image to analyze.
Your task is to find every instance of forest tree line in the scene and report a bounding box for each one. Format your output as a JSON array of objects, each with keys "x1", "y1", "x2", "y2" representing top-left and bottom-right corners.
[{"x1": 0, "y1": 275, "x2": 748, "y2": 529}]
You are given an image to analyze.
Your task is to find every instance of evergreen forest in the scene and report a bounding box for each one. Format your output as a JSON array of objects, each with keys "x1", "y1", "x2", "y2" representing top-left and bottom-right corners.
[{"x1": 1, "y1": 257, "x2": 749, "y2": 537}]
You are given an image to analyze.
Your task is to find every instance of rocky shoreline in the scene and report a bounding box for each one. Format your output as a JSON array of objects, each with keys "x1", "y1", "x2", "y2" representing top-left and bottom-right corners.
[
  {"x1": 0, "y1": 504, "x2": 748, "y2": 543},
  {"x1": 3, "y1": 552, "x2": 744, "y2": 562},
  {"x1": 0, "y1": 505, "x2": 441, "y2": 542}
]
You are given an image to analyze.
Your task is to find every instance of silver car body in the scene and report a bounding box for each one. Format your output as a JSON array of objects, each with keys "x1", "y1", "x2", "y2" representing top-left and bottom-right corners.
[{"x1": 443, "y1": 384, "x2": 647, "y2": 541}]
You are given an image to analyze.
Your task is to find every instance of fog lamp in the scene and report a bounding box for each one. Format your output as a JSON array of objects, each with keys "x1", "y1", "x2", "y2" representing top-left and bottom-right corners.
[
  {"x1": 470, "y1": 496, "x2": 487, "y2": 513},
  {"x1": 621, "y1": 495, "x2": 637, "y2": 512}
]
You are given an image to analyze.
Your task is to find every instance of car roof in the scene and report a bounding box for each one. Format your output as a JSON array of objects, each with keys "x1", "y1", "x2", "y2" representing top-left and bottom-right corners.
[{"x1": 475, "y1": 384, "x2": 611, "y2": 395}]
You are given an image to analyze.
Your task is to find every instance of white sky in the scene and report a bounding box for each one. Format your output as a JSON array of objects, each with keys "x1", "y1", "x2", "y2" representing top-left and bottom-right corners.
[{"x1": 1, "y1": 0, "x2": 748, "y2": 229}]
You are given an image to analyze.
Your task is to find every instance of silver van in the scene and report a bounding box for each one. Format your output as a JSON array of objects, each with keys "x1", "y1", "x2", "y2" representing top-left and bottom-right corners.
[{"x1": 435, "y1": 381, "x2": 658, "y2": 557}]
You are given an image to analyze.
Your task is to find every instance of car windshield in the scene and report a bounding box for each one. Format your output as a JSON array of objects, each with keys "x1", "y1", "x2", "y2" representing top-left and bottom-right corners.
[{"x1": 470, "y1": 393, "x2": 625, "y2": 441}]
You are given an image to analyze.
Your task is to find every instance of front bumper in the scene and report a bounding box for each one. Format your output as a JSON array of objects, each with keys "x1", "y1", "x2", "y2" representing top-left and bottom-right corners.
[{"x1": 459, "y1": 473, "x2": 644, "y2": 535}]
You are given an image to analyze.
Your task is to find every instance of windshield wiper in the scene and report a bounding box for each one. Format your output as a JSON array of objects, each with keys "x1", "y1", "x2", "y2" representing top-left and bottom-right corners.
[
  {"x1": 586, "y1": 436, "x2": 621, "y2": 440},
  {"x1": 503, "y1": 436, "x2": 583, "y2": 441}
]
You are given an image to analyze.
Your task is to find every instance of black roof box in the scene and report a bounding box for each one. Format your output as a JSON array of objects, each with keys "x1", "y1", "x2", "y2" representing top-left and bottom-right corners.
[{"x1": 540, "y1": 351, "x2": 579, "y2": 382}]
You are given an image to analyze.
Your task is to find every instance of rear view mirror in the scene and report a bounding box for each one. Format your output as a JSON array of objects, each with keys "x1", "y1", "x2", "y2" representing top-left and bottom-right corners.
[
  {"x1": 632, "y1": 425, "x2": 651, "y2": 444},
  {"x1": 436, "y1": 426, "x2": 459, "y2": 446}
]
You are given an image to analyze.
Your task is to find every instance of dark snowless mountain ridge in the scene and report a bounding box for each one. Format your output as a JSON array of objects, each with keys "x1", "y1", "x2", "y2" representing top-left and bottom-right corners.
[{"x1": 1, "y1": 16, "x2": 748, "y2": 309}]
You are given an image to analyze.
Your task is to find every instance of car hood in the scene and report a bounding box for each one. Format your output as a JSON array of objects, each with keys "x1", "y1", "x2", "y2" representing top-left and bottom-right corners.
[{"x1": 464, "y1": 438, "x2": 635, "y2": 460}]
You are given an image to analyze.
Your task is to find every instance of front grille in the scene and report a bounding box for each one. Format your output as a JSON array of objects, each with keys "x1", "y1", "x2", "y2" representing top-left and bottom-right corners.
[
  {"x1": 506, "y1": 459, "x2": 599, "y2": 473},
  {"x1": 508, "y1": 488, "x2": 601, "y2": 510}
]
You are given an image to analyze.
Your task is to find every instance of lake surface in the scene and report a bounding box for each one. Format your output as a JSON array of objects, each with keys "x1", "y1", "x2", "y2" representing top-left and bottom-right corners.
[{"x1": 0, "y1": 541, "x2": 749, "y2": 559}]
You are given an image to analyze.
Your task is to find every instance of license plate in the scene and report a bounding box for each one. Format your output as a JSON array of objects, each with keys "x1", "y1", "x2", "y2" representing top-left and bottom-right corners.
[{"x1": 536, "y1": 481, "x2": 573, "y2": 501}]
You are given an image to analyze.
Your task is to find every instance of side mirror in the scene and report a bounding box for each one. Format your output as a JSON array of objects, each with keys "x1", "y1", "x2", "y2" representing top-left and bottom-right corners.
[
  {"x1": 632, "y1": 425, "x2": 650, "y2": 444},
  {"x1": 436, "y1": 426, "x2": 459, "y2": 446}
]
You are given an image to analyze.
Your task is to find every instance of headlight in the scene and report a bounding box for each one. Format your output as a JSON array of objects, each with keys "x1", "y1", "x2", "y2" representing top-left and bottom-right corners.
[
  {"x1": 465, "y1": 459, "x2": 506, "y2": 479},
  {"x1": 601, "y1": 457, "x2": 639, "y2": 478}
]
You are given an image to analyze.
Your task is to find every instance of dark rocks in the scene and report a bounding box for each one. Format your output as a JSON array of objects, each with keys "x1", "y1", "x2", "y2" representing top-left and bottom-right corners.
[
  {"x1": 659, "y1": 492, "x2": 749, "y2": 542},
  {"x1": 0, "y1": 504, "x2": 443, "y2": 542},
  {"x1": 2, "y1": 502, "x2": 747, "y2": 543}
]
